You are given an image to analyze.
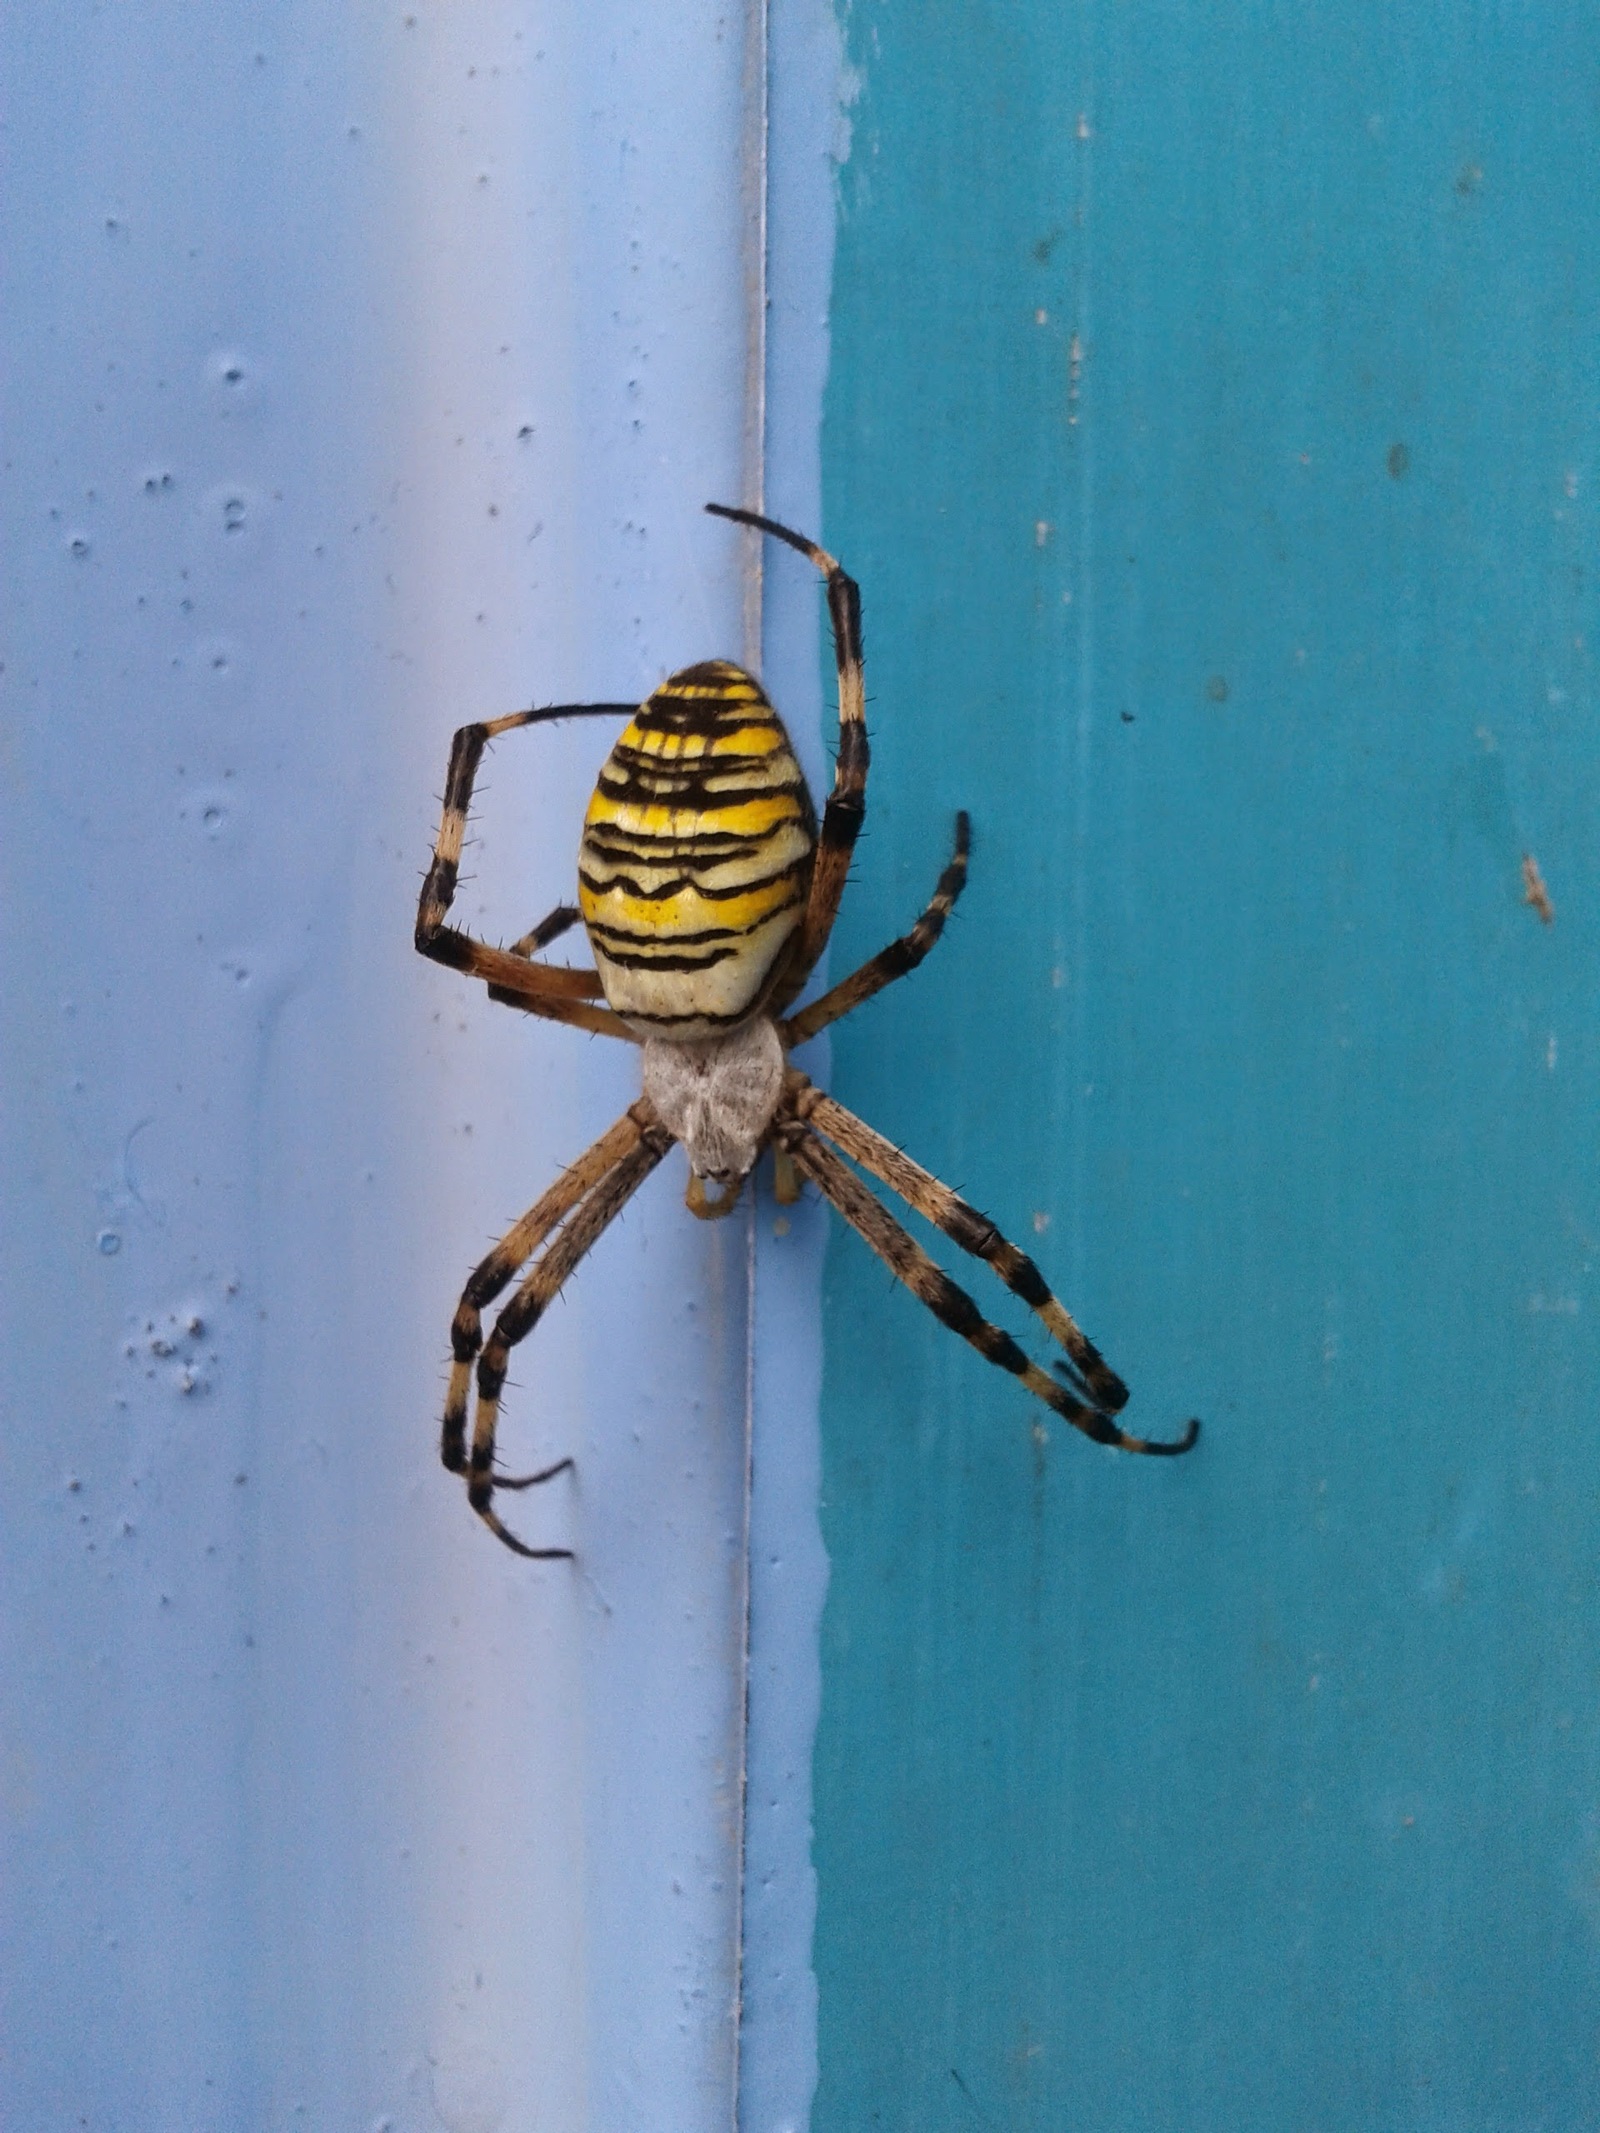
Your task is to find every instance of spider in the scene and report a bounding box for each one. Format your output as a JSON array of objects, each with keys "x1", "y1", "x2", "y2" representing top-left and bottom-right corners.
[{"x1": 416, "y1": 503, "x2": 1200, "y2": 1556}]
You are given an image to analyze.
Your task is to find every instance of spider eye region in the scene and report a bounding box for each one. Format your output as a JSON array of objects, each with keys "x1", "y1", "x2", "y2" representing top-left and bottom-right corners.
[
  {"x1": 578, "y1": 661, "x2": 817, "y2": 1040},
  {"x1": 641, "y1": 1018, "x2": 785, "y2": 1185}
]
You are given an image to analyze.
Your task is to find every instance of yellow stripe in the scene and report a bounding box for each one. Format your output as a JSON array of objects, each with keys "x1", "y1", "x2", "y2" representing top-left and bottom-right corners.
[
  {"x1": 582, "y1": 871, "x2": 802, "y2": 939},
  {"x1": 585, "y1": 791, "x2": 805, "y2": 839},
  {"x1": 706, "y1": 723, "x2": 784, "y2": 755},
  {"x1": 619, "y1": 721, "x2": 783, "y2": 763}
]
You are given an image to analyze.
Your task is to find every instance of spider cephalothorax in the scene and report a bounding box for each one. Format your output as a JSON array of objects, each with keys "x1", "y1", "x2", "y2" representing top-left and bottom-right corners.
[{"x1": 416, "y1": 504, "x2": 1198, "y2": 1556}]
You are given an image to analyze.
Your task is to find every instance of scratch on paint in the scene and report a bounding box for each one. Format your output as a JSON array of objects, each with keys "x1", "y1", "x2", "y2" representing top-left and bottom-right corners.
[{"x1": 949, "y1": 2067, "x2": 989, "y2": 2122}]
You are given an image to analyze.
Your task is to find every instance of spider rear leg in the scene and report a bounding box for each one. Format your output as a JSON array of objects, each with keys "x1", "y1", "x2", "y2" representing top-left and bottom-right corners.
[
  {"x1": 469, "y1": 1116, "x2": 672, "y2": 1557},
  {"x1": 780, "y1": 1117, "x2": 1199, "y2": 1457},
  {"x1": 794, "y1": 1082, "x2": 1126, "y2": 1411},
  {"x1": 440, "y1": 1104, "x2": 652, "y2": 1490},
  {"x1": 492, "y1": 1455, "x2": 574, "y2": 1492},
  {"x1": 784, "y1": 814, "x2": 971, "y2": 1048}
]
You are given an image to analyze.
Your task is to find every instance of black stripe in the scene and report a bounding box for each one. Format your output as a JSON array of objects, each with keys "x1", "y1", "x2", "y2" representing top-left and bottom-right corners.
[
  {"x1": 826, "y1": 574, "x2": 862, "y2": 671},
  {"x1": 417, "y1": 925, "x2": 475, "y2": 971},
  {"x1": 587, "y1": 914, "x2": 787, "y2": 949},
  {"x1": 416, "y1": 854, "x2": 458, "y2": 923},
  {"x1": 634, "y1": 702, "x2": 767, "y2": 738},
  {"x1": 816, "y1": 796, "x2": 865, "y2": 856},
  {"x1": 595, "y1": 769, "x2": 808, "y2": 811},
  {"x1": 624, "y1": 1001, "x2": 758, "y2": 1030},
  {"x1": 611, "y1": 741, "x2": 781, "y2": 778},
  {"x1": 578, "y1": 861, "x2": 809, "y2": 904},
  {"x1": 442, "y1": 724, "x2": 489, "y2": 817},
  {"x1": 602, "y1": 764, "x2": 795, "y2": 800},
  {"x1": 1047, "y1": 1385, "x2": 1122, "y2": 1443},
  {"x1": 583, "y1": 828, "x2": 783, "y2": 864},
  {"x1": 489, "y1": 1284, "x2": 547, "y2": 1354},
  {"x1": 592, "y1": 942, "x2": 742, "y2": 974},
  {"x1": 584, "y1": 821, "x2": 806, "y2": 858},
  {"x1": 944, "y1": 1202, "x2": 1001, "y2": 1257},
  {"x1": 971, "y1": 1320, "x2": 1031, "y2": 1374},
  {"x1": 835, "y1": 718, "x2": 869, "y2": 780},
  {"x1": 660, "y1": 659, "x2": 760, "y2": 689}
]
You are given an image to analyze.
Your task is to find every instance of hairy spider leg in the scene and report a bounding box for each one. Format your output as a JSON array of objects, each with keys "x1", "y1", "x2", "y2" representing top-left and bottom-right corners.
[
  {"x1": 440, "y1": 1103, "x2": 657, "y2": 1484},
  {"x1": 487, "y1": 903, "x2": 583, "y2": 1009},
  {"x1": 416, "y1": 704, "x2": 640, "y2": 1040},
  {"x1": 470, "y1": 1116, "x2": 674, "y2": 1557},
  {"x1": 704, "y1": 504, "x2": 866, "y2": 997},
  {"x1": 779, "y1": 1118, "x2": 1200, "y2": 1457},
  {"x1": 793, "y1": 1082, "x2": 1136, "y2": 1415},
  {"x1": 784, "y1": 813, "x2": 971, "y2": 1047},
  {"x1": 509, "y1": 902, "x2": 583, "y2": 958}
]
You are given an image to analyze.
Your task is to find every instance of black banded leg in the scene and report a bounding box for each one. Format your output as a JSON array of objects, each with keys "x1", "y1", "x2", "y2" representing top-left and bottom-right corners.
[
  {"x1": 470, "y1": 1120, "x2": 674, "y2": 1557},
  {"x1": 794, "y1": 1083, "x2": 1137, "y2": 1416},
  {"x1": 439, "y1": 1105, "x2": 652, "y2": 1482},
  {"x1": 781, "y1": 1119, "x2": 1199, "y2": 1457},
  {"x1": 704, "y1": 503, "x2": 866, "y2": 992},
  {"x1": 509, "y1": 904, "x2": 582, "y2": 959},
  {"x1": 486, "y1": 904, "x2": 583, "y2": 1010},
  {"x1": 416, "y1": 704, "x2": 639, "y2": 1039},
  {"x1": 784, "y1": 814, "x2": 971, "y2": 1047}
]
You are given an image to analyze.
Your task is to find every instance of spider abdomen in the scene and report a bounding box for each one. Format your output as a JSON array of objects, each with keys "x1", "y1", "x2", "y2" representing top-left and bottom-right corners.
[{"x1": 579, "y1": 661, "x2": 817, "y2": 1040}]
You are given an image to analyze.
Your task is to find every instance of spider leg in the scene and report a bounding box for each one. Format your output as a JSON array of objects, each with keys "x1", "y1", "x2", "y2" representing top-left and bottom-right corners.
[
  {"x1": 792, "y1": 1081, "x2": 1125, "y2": 1411},
  {"x1": 784, "y1": 814, "x2": 970, "y2": 1047},
  {"x1": 704, "y1": 503, "x2": 866, "y2": 997},
  {"x1": 469, "y1": 1110, "x2": 674, "y2": 1557},
  {"x1": 486, "y1": 904, "x2": 585, "y2": 1011},
  {"x1": 439, "y1": 1103, "x2": 653, "y2": 1483},
  {"x1": 507, "y1": 905, "x2": 582, "y2": 958},
  {"x1": 416, "y1": 706, "x2": 639, "y2": 1040},
  {"x1": 779, "y1": 1116, "x2": 1199, "y2": 1457}
]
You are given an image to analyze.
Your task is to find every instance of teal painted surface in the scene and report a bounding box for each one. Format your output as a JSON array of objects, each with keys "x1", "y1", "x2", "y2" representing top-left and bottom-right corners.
[{"x1": 813, "y1": 3, "x2": 1600, "y2": 2126}]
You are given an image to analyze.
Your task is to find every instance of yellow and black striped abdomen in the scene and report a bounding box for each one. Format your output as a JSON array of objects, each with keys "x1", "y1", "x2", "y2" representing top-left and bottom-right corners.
[{"x1": 579, "y1": 661, "x2": 817, "y2": 1039}]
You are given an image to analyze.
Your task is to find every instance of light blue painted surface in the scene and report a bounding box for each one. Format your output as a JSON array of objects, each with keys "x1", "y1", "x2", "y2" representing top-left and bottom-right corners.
[
  {"x1": 0, "y1": 6, "x2": 799, "y2": 2127},
  {"x1": 739, "y1": 10, "x2": 847, "y2": 2132},
  {"x1": 814, "y1": 3, "x2": 1600, "y2": 2127}
]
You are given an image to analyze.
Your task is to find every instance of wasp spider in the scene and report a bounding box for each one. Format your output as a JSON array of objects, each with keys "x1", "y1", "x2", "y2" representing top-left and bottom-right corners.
[{"x1": 416, "y1": 504, "x2": 1200, "y2": 1556}]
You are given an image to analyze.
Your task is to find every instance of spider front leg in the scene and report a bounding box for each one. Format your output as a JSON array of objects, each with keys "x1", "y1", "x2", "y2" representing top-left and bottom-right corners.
[
  {"x1": 485, "y1": 904, "x2": 583, "y2": 1010},
  {"x1": 467, "y1": 1114, "x2": 672, "y2": 1557},
  {"x1": 705, "y1": 502, "x2": 867, "y2": 994},
  {"x1": 784, "y1": 813, "x2": 971, "y2": 1047},
  {"x1": 415, "y1": 704, "x2": 638, "y2": 1039}
]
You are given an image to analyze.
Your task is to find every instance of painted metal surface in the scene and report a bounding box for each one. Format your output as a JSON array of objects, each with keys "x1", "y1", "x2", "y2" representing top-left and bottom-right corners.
[
  {"x1": 738, "y1": 9, "x2": 846, "y2": 2130},
  {"x1": 813, "y1": 3, "x2": 1600, "y2": 2127},
  {"x1": 0, "y1": 5, "x2": 788, "y2": 2127}
]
